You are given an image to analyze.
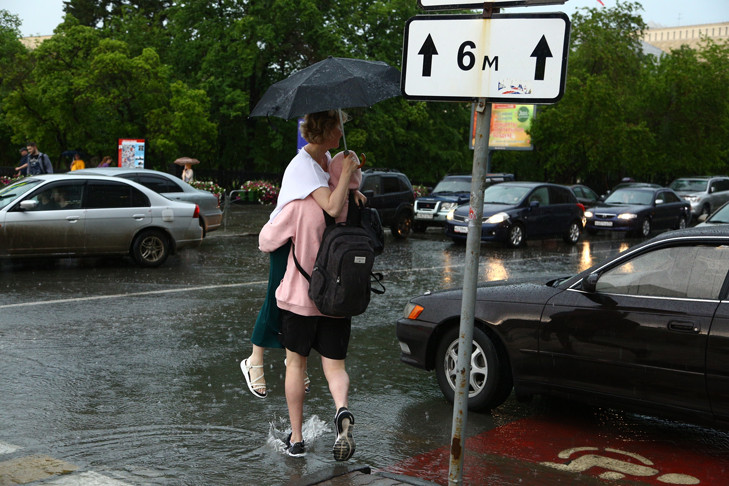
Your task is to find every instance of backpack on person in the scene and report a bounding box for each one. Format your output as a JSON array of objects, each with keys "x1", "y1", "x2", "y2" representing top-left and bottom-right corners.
[{"x1": 292, "y1": 193, "x2": 385, "y2": 317}]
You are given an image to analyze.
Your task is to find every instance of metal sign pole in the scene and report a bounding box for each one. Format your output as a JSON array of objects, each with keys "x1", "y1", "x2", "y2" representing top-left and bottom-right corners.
[{"x1": 448, "y1": 98, "x2": 492, "y2": 485}]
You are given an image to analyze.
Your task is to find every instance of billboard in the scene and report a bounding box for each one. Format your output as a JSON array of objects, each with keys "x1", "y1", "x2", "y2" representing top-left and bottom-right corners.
[
  {"x1": 471, "y1": 104, "x2": 536, "y2": 150},
  {"x1": 118, "y1": 139, "x2": 146, "y2": 168}
]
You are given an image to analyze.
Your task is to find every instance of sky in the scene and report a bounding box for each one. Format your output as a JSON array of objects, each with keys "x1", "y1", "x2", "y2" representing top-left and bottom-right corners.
[{"x1": 4, "y1": 0, "x2": 729, "y2": 37}]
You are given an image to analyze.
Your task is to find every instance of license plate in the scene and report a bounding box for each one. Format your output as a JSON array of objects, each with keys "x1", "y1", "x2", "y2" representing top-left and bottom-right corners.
[
  {"x1": 594, "y1": 221, "x2": 613, "y2": 227},
  {"x1": 416, "y1": 213, "x2": 434, "y2": 220},
  {"x1": 454, "y1": 225, "x2": 468, "y2": 234}
]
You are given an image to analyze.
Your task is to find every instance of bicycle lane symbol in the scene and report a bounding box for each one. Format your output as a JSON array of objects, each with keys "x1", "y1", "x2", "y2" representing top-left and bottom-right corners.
[{"x1": 540, "y1": 446, "x2": 700, "y2": 484}]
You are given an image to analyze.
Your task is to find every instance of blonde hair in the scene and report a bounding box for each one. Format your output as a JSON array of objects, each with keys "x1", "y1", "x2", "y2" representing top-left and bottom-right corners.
[{"x1": 299, "y1": 110, "x2": 348, "y2": 144}]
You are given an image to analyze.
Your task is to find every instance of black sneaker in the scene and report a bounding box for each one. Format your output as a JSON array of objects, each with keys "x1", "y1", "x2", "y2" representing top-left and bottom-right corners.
[
  {"x1": 284, "y1": 433, "x2": 306, "y2": 457},
  {"x1": 332, "y1": 407, "x2": 355, "y2": 461}
]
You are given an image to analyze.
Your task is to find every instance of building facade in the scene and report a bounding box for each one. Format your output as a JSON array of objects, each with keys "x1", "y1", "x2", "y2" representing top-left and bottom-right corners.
[{"x1": 642, "y1": 22, "x2": 729, "y2": 52}]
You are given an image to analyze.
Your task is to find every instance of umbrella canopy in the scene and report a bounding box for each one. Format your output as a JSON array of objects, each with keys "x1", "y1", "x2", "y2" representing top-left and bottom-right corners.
[
  {"x1": 174, "y1": 157, "x2": 200, "y2": 166},
  {"x1": 249, "y1": 56, "x2": 401, "y2": 120}
]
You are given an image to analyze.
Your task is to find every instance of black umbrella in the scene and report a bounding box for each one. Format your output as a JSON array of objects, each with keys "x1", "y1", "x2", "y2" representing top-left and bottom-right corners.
[{"x1": 250, "y1": 56, "x2": 401, "y2": 151}]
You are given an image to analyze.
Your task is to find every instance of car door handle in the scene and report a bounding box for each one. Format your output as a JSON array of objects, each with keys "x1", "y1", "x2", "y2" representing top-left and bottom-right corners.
[
  {"x1": 132, "y1": 214, "x2": 146, "y2": 220},
  {"x1": 66, "y1": 216, "x2": 80, "y2": 223},
  {"x1": 668, "y1": 320, "x2": 700, "y2": 333}
]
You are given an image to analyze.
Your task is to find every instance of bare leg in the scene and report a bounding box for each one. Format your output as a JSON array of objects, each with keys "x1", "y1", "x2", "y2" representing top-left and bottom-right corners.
[
  {"x1": 285, "y1": 350, "x2": 307, "y2": 444},
  {"x1": 321, "y1": 357, "x2": 349, "y2": 410}
]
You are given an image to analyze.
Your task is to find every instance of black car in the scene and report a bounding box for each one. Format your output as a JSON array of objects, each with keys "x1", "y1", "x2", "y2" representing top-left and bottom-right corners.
[
  {"x1": 413, "y1": 173, "x2": 514, "y2": 232},
  {"x1": 444, "y1": 182, "x2": 583, "y2": 248},
  {"x1": 360, "y1": 168, "x2": 414, "y2": 239},
  {"x1": 585, "y1": 187, "x2": 690, "y2": 237},
  {"x1": 569, "y1": 184, "x2": 600, "y2": 209},
  {"x1": 396, "y1": 226, "x2": 729, "y2": 424}
]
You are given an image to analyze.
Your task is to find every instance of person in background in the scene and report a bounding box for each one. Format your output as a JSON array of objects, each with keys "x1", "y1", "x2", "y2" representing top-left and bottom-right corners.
[
  {"x1": 181, "y1": 163, "x2": 194, "y2": 183},
  {"x1": 14, "y1": 147, "x2": 28, "y2": 177},
  {"x1": 22, "y1": 142, "x2": 53, "y2": 175},
  {"x1": 98, "y1": 156, "x2": 113, "y2": 167},
  {"x1": 70, "y1": 153, "x2": 85, "y2": 171}
]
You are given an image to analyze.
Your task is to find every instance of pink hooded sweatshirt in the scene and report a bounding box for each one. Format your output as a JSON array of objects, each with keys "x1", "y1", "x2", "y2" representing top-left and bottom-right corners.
[{"x1": 258, "y1": 152, "x2": 362, "y2": 317}]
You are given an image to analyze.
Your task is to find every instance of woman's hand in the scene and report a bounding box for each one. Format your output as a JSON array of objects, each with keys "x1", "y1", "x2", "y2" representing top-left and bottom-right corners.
[{"x1": 353, "y1": 190, "x2": 367, "y2": 207}]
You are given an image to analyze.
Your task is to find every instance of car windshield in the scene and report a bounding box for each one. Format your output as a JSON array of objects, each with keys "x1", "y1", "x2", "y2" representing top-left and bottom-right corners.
[
  {"x1": 670, "y1": 179, "x2": 708, "y2": 192},
  {"x1": 0, "y1": 179, "x2": 43, "y2": 210},
  {"x1": 432, "y1": 179, "x2": 471, "y2": 194},
  {"x1": 482, "y1": 184, "x2": 530, "y2": 205},
  {"x1": 604, "y1": 189, "x2": 653, "y2": 206}
]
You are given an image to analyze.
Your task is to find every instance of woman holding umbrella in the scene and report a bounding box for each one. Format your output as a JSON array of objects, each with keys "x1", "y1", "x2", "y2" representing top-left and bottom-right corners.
[{"x1": 241, "y1": 110, "x2": 363, "y2": 458}]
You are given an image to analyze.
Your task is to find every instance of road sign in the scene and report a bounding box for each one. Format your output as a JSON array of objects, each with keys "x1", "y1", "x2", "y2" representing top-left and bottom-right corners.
[
  {"x1": 401, "y1": 13, "x2": 570, "y2": 103},
  {"x1": 418, "y1": 0, "x2": 567, "y2": 10}
]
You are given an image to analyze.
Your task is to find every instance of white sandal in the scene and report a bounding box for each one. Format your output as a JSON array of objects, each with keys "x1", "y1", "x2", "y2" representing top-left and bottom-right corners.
[{"x1": 241, "y1": 358, "x2": 267, "y2": 399}]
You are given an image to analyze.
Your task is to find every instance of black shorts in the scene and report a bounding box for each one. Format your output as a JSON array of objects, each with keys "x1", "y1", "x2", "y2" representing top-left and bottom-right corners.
[{"x1": 279, "y1": 310, "x2": 351, "y2": 360}]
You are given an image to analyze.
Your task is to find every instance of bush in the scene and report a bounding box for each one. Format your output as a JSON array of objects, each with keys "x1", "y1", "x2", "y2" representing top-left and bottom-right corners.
[
  {"x1": 413, "y1": 185, "x2": 429, "y2": 199},
  {"x1": 189, "y1": 179, "x2": 225, "y2": 199}
]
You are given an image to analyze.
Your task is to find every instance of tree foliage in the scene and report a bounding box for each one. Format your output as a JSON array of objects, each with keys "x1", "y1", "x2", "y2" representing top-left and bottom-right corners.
[{"x1": 0, "y1": 1, "x2": 726, "y2": 189}]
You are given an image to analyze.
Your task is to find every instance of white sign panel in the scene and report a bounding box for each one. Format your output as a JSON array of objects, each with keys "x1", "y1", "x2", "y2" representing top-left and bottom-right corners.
[
  {"x1": 419, "y1": 0, "x2": 567, "y2": 10},
  {"x1": 401, "y1": 13, "x2": 570, "y2": 103}
]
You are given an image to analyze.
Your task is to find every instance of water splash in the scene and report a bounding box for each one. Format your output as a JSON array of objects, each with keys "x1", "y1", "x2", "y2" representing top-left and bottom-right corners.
[{"x1": 267, "y1": 415, "x2": 331, "y2": 453}]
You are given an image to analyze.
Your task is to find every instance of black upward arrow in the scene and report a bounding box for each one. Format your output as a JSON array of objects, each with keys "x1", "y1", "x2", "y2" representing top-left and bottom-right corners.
[
  {"x1": 530, "y1": 35, "x2": 553, "y2": 81},
  {"x1": 418, "y1": 34, "x2": 438, "y2": 77}
]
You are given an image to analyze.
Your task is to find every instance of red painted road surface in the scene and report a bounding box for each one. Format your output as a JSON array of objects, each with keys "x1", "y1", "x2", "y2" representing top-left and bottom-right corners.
[{"x1": 387, "y1": 416, "x2": 729, "y2": 485}]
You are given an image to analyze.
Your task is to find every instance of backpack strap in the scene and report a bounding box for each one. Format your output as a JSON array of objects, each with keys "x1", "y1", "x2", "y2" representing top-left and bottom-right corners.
[{"x1": 290, "y1": 238, "x2": 311, "y2": 283}]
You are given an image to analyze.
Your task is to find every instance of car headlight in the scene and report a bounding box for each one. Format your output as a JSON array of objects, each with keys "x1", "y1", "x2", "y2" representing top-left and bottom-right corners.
[
  {"x1": 403, "y1": 302, "x2": 424, "y2": 320},
  {"x1": 485, "y1": 212, "x2": 509, "y2": 224},
  {"x1": 684, "y1": 195, "x2": 699, "y2": 203},
  {"x1": 440, "y1": 202, "x2": 458, "y2": 212},
  {"x1": 584, "y1": 210, "x2": 593, "y2": 218},
  {"x1": 618, "y1": 213, "x2": 638, "y2": 220},
  {"x1": 446, "y1": 208, "x2": 456, "y2": 221}
]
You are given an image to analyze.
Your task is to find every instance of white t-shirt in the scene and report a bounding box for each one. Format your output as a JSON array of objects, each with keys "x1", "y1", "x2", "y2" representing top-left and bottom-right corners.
[{"x1": 269, "y1": 149, "x2": 330, "y2": 221}]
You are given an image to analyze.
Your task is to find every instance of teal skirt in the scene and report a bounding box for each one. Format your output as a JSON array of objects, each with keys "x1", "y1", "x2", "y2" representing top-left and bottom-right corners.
[{"x1": 250, "y1": 241, "x2": 290, "y2": 349}]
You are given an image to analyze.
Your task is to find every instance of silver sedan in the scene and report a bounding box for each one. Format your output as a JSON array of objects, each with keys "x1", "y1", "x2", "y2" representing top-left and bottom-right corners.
[
  {"x1": 0, "y1": 174, "x2": 202, "y2": 267},
  {"x1": 72, "y1": 167, "x2": 222, "y2": 236}
]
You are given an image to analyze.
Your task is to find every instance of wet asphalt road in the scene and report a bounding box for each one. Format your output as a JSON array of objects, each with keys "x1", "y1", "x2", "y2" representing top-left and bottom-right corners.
[{"x1": 1, "y1": 204, "x2": 729, "y2": 485}]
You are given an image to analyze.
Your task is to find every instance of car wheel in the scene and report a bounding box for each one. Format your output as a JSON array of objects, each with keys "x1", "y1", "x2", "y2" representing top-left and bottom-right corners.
[
  {"x1": 637, "y1": 218, "x2": 651, "y2": 237},
  {"x1": 676, "y1": 215, "x2": 688, "y2": 230},
  {"x1": 700, "y1": 204, "x2": 711, "y2": 221},
  {"x1": 200, "y1": 217, "x2": 208, "y2": 238},
  {"x1": 413, "y1": 222, "x2": 428, "y2": 233},
  {"x1": 435, "y1": 326, "x2": 512, "y2": 412},
  {"x1": 563, "y1": 220, "x2": 581, "y2": 244},
  {"x1": 132, "y1": 229, "x2": 170, "y2": 267},
  {"x1": 391, "y1": 211, "x2": 412, "y2": 239},
  {"x1": 506, "y1": 223, "x2": 525, "y2": 248}
]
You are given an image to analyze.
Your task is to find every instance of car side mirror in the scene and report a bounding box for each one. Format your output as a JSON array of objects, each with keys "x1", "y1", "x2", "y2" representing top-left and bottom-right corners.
[
  {"x1": 530, "y1": 200, "x2": 540, "y2": 208},
  {"x1": 655, "y1": 199, "x2": 664, "y2": 205},
  {"x1": 19, "y1": 200, "x2": 38, "y2": 211},
  {"x1": 582, "y1": 273, "x2": 599, "y2": 293}
]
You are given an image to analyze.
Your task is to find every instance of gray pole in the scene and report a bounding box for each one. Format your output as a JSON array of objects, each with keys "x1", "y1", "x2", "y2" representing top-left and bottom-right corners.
[{"x1": 447, "y1": 98, "x2": 492, "y2": 485}]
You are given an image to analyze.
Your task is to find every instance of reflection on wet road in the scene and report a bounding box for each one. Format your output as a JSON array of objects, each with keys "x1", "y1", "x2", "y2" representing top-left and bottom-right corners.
[{"x1": 1, "y1": 205, "x2": 727, "y2": 485}]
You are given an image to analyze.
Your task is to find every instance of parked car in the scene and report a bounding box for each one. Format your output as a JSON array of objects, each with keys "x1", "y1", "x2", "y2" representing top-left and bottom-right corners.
[
  {"x1": 413, "y1": 173, "x2": 514, "y2": 232},
  {"x1": 669, "y1": 176, "x2": 729, "y2": 221},
  {"x1": 359, "y1": 168, "x2": 414, "y2": 239},
  {"x1": 444, "y1": 182, "x2": 583, "y2": 248},
  {"x1": 397, "y1": 225, "x2": 729, "y2": 424},
  {"x1": 585, "y1": 187, "x2": 691, "y2": 237},
  {"x1": 72, "y1": 167, "x2": 222, "y2": 236},
  {"x1": 0, "y1": 174, "x2": 202, "y2": 267},
  {"x1": 569, "y1": 184, "x2": 600, "y2": 209}
]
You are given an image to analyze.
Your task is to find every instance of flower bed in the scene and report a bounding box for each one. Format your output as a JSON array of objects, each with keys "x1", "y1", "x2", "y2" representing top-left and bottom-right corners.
[
  {"x1": 240, "y1": 180, "x2": 280, "y2": 205},
  {"x1": 189, "y1": 180, "x2": 225, "y2": 199},
  {"x1": 413, "y1": 185, "x2": 429, "y2": 199}
]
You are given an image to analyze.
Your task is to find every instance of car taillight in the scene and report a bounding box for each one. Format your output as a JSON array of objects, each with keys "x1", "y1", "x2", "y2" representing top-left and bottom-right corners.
[{"x1": 193, "y1": 204, "x2": 200, "y2": 219}]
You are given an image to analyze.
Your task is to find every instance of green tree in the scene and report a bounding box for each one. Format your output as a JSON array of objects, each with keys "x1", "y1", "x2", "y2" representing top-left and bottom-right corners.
[{"x1": 1, "y1": 24, "x2": 216, "y2": 168}]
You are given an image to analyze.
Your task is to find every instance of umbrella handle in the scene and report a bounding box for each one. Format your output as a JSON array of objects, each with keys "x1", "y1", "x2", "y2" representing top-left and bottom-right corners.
[{"x1": 357, "y1": 153, "x2": 366, "y2": 169}]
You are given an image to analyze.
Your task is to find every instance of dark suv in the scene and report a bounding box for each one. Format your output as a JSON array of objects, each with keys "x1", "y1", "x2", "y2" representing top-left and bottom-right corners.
[
  {"x1": 413, "y1": 173, "x2": 514, "y2": 232},
  {"x1": 360, "y1": 169, "x2": 415, "y2": 239}
]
